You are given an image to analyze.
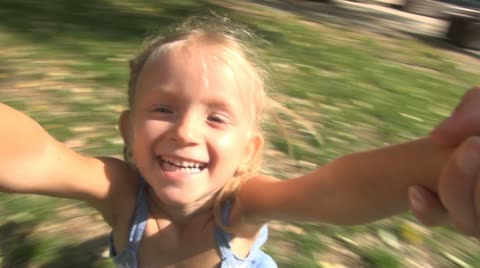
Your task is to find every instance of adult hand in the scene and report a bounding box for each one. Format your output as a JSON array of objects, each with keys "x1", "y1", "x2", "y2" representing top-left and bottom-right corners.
[
  {"x1": 430, "y1": 87, "x2": 480, "y2": 146},
  {"x1": 408, "y1": 86, "x2": 480, "y2": 236}
]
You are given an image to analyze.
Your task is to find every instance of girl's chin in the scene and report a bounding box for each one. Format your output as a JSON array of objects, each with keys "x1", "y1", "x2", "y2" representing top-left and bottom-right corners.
[
  {"x1": 156, "y1": 188, "x2": 204, "y2": 207},
  {"x1": 153, "y1": 186, "x2": 219, "y2": 211}
]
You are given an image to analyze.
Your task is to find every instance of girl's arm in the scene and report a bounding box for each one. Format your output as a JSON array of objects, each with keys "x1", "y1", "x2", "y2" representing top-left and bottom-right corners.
[
  {"x1": 0, "y1": 103, "x2": 136, "y2": 225},
  {"x1": 237, "y1": 137, "x2": 453, "y2": 225}
]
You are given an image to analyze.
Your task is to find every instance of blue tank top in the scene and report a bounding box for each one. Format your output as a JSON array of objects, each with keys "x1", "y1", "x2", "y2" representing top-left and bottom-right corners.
[{"x1": 109, "y1": 180, "x2": 277, "y2": 268}]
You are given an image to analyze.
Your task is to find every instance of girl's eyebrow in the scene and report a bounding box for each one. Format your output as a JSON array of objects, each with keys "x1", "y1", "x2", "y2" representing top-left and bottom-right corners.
[
  {"x1": 140, "y1": 84, "x2": 242, "y2": 116},
  {"x1": 145, "y1": 84, "x2": 175, "y2": 94},
  {"x1": 138, "y1": 85, "x2": 176, "y2": 99},
  {"x1": 206, "y1": 97, "x2": 239, "y2": 114}
]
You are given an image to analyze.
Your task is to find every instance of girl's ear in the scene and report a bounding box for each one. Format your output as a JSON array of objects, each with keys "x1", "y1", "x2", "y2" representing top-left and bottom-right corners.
[
  {"x1": 239, "y1": 133, "x2": 264, "y2": 173},
  {"x1": 119, "y1": 110, "x2": 131, "y2": 145}
]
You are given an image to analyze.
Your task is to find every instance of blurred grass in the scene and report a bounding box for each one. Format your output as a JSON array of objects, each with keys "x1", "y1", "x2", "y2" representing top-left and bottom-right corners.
[{"x1": 0, "y1": 0, "x2": 479, "y2": 267}]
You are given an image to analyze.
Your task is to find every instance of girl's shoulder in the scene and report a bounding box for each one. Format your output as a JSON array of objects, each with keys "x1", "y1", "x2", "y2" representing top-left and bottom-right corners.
[
  {"x1": 86, "y1": 157, "x2": 142, "y2": 256},
  {"x1": 227, "y1": 175, "x2": 280, "y2": 231},
  {"x1": 231, "y1": 174, "x2": 282, "y2": 226},
  {"x1": 93, "y1": 157, "x2": 141, "y2": 227}
]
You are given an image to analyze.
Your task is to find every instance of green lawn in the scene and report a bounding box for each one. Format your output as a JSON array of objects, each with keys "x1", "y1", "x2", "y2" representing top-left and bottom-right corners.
[{"x1": 0, "y1": 0, "x2": 479, "y2": 267}]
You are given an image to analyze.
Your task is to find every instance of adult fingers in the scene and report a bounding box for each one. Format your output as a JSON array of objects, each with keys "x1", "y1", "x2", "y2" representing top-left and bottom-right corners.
[
  {"x1": 430, "y1": 87, "x2": 480, "y2": 146},
  {"x1": 408, "y1": 185, "x2": 447, "y2": 226},
  {"x1": 438, "y1": 136, "x2": 480, "y2": 237}
]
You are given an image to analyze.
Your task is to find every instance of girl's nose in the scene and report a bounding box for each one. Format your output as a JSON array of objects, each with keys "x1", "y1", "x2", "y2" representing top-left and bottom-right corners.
[{"x1": 171, "y1": 113, "x2": 201, "y2": 144}]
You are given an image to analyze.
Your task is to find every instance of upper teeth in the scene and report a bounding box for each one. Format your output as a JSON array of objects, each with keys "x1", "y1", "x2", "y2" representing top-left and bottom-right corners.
[{"x1": 162, "y1": 156, "x2": 206, "y2": 168}]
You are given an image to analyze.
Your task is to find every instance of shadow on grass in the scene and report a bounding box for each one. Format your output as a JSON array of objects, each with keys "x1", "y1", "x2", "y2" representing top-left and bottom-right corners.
[
  {"x1": 39, "y1": 234, "x2": 110, "y2": 268},
  {"x1": 0, "y1": 0, "x2": 289, "y2": 90},
  {"x1": 0, "y1": 0, "x2": 286, "y2": 51},
  {"x1": 0, "y1": 0, "x2": 208, "y2": 42},
  {"x1": 0, "y1": 220, "x2": 110, "y2": 268},
  {"x1": 0, "y1": 221, "x2": 37, "y2": 268}
]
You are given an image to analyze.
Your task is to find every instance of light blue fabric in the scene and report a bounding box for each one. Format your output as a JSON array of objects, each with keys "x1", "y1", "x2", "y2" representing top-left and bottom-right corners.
[
  {"x1": 109, "y1": 180, "x2": 148, "y2": 268},
  {"x1": 109, "y1": 180, "x2": 277, "y2": 268},
  {"x1": 215, "y1": 200, "x2": 278, "y2": 268}
]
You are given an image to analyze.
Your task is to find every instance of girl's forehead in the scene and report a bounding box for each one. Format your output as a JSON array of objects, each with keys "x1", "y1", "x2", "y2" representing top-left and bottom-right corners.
[{"x1": 137, "y1": 43, "x2": 259, "y2": 99}]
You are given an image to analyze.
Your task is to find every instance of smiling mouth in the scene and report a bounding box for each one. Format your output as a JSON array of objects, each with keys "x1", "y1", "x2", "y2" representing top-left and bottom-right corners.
[{"x1": 159, "y1": 156, "x2": 207, "y2": 174}]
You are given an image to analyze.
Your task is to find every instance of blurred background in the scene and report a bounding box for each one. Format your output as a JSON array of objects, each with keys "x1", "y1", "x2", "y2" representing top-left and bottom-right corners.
[{"x1": 0, "y1": 0, "x2": 479, "y2": 267}]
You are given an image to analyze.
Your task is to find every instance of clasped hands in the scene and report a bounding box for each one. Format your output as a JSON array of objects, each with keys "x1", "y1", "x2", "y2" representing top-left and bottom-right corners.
[{"x1": 409, "y1": 87, "x2": 480, "y2": 237}]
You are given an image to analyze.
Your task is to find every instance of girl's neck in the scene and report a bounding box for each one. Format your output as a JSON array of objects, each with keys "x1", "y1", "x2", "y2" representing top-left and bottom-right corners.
[{"x1": 147, "y1": 188, "x2": 216, "y2": 225}]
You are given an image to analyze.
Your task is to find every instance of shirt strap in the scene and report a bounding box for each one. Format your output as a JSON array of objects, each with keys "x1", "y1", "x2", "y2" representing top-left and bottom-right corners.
[
  {"x1": 214, "y1": 199, "x2": 235, "y2": 261},
  {"x1": 128, "y1": 178, "x2": 148, "y2": 253}
]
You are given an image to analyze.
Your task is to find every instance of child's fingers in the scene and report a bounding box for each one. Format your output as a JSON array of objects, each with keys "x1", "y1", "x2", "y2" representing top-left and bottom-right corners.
[
  {"x1": 438, "y1": 136, "x2": 480, "y2": 237},
  {"x1": 408, "y1": 185, "x2": 448, "y2": 226},
  {"x1": 430, "y1": 87, "x2": 480, "y2": 146}
]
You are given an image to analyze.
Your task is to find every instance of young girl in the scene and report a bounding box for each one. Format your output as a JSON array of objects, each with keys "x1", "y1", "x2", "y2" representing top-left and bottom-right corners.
[{"x1": 0, "y1": 14, "x2": 467, "y2": 268}]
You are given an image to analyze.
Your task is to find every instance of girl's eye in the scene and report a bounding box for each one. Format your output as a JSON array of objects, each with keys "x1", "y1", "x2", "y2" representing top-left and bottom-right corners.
[
  {"x1": 153, "y1": 106, "x2": 173, "y2": 114},
  {"x1": 207, "y1": 114, "x2": 228, "y2": 124}
]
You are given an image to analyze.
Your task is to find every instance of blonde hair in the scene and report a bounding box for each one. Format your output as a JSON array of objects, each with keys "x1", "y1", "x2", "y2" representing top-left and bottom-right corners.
[{"x1": 126, "y1": 12, "x2": 270, "y2": 231}]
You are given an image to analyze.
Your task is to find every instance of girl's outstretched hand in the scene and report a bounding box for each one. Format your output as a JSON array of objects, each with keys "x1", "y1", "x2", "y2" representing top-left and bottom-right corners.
[{"x1": 408, "y1": 86, "x2": 480, "y2": 236}]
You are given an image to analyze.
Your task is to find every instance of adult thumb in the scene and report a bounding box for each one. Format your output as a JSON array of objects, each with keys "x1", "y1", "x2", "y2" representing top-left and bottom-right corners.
[
  {"x1": 430, "y1": 87, "x2": 480, "y2": 146},
  {"x1": 408, "y1": 185, "x2": 447, "y2": 226}
]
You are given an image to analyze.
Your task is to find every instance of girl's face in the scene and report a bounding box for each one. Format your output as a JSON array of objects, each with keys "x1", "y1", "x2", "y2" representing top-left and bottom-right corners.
[{"x1": 121, "y1": 43, "x2": 262, "y2": 207}]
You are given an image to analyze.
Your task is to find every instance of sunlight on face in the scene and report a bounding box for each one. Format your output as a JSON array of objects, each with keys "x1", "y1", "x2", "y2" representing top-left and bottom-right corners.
[{"x1": 127, "y1": 40, "x2": 262, "y2": 207}]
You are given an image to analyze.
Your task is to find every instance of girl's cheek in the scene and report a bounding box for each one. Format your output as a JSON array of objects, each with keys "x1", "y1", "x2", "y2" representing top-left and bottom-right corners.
[
  {"x1": 139, "y1": 120, "x2": 169, "y2": 138},
  {"x1": 216, "y1": 132, "x2": 238, "y2": 147},
  {"x1": 215, "y1": 132, "x2": 248, "y2": 156}
]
